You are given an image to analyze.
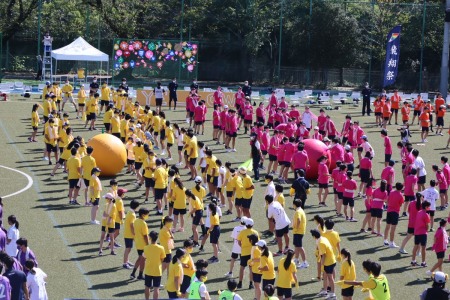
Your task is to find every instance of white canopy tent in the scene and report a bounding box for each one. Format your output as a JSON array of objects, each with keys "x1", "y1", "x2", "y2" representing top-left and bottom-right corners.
[{"x1": 51, "y1": 37, "x2": 109, "y2": 82}]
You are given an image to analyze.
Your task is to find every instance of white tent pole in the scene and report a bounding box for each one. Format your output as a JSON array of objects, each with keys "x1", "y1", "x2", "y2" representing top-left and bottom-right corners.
[{"x1": 55, "y1": 59, "x2": 58, "y2": 82}]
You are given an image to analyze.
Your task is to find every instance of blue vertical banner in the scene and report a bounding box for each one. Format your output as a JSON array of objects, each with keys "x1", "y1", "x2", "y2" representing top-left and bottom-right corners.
[{"x1": 383, "y1": 25, "x2": 402, "y2": 87}]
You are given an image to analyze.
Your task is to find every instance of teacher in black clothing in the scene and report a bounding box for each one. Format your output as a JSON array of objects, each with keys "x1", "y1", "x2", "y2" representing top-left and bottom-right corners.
[
  {"x1": 242, "y1": 80, "x2": 252, "y2": 97},
  {"x1": 168, "y1": 78, "x2": 178, "y2": 110},
  {"x1": 362, "y1": 82, "x2": 371, "y2": 116}
]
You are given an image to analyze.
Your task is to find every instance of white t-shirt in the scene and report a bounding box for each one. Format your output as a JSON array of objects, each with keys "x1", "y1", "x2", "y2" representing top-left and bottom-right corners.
[
  {"x1": 175, "y1": 131, "x2": 184, "y2": 146},
  {"x1": 362, "y1": 141, "x2": 375, "y2": 158},
  {"x1": 267, "y1": 201, "x2": 291, "y2": 230},
  {"x1": 187, "y1": 279, "x2": 208, "y2": 297},
  {"x1": 414, "y1": 156, "x2": 427, "y2": 177},
  {"x1": 218, "y1": 166, "x2": 226, "y2": 188},
  {"x1": 6, "y1": 225, "x2": 19, "y2": 257},
  {"x1": 205, "y1": 207, "x2": 222, "y2": 228},
  {"x1": 199, "y1": 148, "x2": 207, "y2": 168},
  {"x1": 154, "y1": 87, "x2": 165, "y2": 99},
  {"x1": 27, "y1": 268, "x2": 48, "y2": 300},
  {"x1": 302, "y1": 112, "x2": 312, "y2": 128},
  {"x1": 265, "y1": 182, "x2": 276, "y2": 197},
  {"x1": 231, "y1": 224, "x2": 246, "y2": 254},
  {"x1": 421, "y1": 187, "x2": 439, "y2": 211}
]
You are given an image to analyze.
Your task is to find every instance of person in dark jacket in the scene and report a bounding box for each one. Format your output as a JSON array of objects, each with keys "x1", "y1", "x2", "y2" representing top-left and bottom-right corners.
[{"x1": 362, "y1": 82, "x2": 372, "y2": 116}]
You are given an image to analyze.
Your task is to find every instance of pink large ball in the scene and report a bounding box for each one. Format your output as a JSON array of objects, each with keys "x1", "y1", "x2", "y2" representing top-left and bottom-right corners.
[{"x1": 303, "y1": 139, "x2": 331, "y2": 180}]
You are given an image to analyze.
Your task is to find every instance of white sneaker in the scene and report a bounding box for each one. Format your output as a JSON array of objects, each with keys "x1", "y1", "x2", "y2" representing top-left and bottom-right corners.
[
  {"x1": 389, "y1": 242, "x2": 399, "y2": 248},
  {"x1": 326, "y1": 293, "x2": 336, "y2": 299},
  {"x1": 426, "y1": 270, "x2": 432, "y2": 276},
  {"x1": 424, "y1": 139, "x2": 428, "y2": 142},
  {"x1": 299, "y1": 261, "x2": 309, "y2": 269},
  {"x1": 161, "y1": 151, "x2": 166, "y2": 155},
  {"x1": 167, "y1": 157, "x2": 172, "y2": 161},
  {"x1": 176, "y1": 162, "x2": 182, "y2": 166},
  {"x1": 399, "y1": 248, "x2": 408, "y2": 254},
  {"x1": 317, "y1": 289, "x2": 328, "y2": 297},
  {"x1": 383, "y1": 239, "x2": 389, "y2": 246},
  {"x1": 232, "y1": 149, "x2": 236, "y2": 152},
  {"x1": 43, "y1": 157, "x2": 49, "y2": 161},
  {"x1": 90, "y1": 220, "x2": 100, "y2": 225},
  {"x1": 225, "y1": 272, "x2": 233, "y2": 278},
  {"x1": 227, "y1": 149, "x2": 232, "y2": 153}
]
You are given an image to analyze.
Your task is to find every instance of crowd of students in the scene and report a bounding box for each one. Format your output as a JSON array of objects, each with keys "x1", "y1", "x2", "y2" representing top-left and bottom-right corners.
[{"x1": 27, "y1": 81, "x2": 450, "y2": 300}]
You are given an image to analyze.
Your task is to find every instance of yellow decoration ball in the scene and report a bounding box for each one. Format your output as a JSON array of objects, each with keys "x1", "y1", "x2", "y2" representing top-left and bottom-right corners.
[{"x1": 87, "y1": 134, "x2": 126, "y2": 177}]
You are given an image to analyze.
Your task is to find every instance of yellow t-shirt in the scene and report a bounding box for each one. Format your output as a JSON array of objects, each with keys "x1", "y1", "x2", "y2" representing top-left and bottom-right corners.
[
  {"x1": 225, "y1": 172, "x2": 235, "y2": 192},
  {"x1": 77, "y1": 89, "x2": 86, "y2": 104},
  {"x1": 159, "y1": 226, "x2": 172, "y2": 254},
  {"x1": 188, "y1": 137, "x2": 198, "y2": 158},
  {"x1": 44, "y1": 123, "x2": 58, "y2": 146},
  {"x1": 237, "y1": 228, "x2": 259, "y2": 256},
  {"x1": 167, "y1": 261, "x2": 183, "y2": 292},
  {"x1": 126, "y1": 142, "x2": 135, "y2": 160},
  {"x1": 340, "y1": 260, "x2": 356, "y2": 289},
  {"x1": 173, "y1": 186, "x2": 187, "y2": 209},
  {"x1": 277, "y1": 257, "x2": 297, "y2": 288},
  {"x1": 293, "y1": 208, "x2": 307, "y2": 235},
  {"x1": 144, "y1": 243, "x2": 166, "y2": 276},
  {"x1": 152, "y1": 116, "x2": 161, "y2": 132},
  {"x1": 143, "y1": 156, "x2": 156, "y2": 178},
  {"x1": 134, "y1": 218, "x2": 149, "y2": 250},
  {"x1": 154, "y1": 167, "x2": 168, "y2": 189},
  {"x1": 206, "y1": 155, "x2": 219, "y2": 176},
  {"x1": 89, "y1": 177, "x2": 102, "y2": 200},
  {"x1": 233, "y1": 176, "x2": 243, "y2": 198},
  {"x1": 133, "y1": 145, "x2": 145, "y2": 163},
  {"x1": 250, "y1": 246, "x2": 262, "y2": 274},
  {"x1": 81, "y1": 155, "x2": 96, "y2": 180},
  {"x1": 276, "y1": 193, "x2": 285, "y2": 207},
  {"x1": 60, "y1": 136, "x2": 74, "y2": 160},
  {"x1": 210, "y1": 214, "x2": 220, "y2": 227},
  {"x1": 114, "y1": 198, "x2": 124, "y2": 224},
  {"x1": 61, "y1": 84, "x2": 73, "y2": 94},
  {"x1": 101, "y1": 86, "x2": 111, "y2": 100},
  {"x1": 103, "y1": 110, "x2": 113, "y2": 124},
  {"x1": 111, "y1": 115, "x2": 120, "y2": 133},
  {"x1": 192, "y1": 186, "x2": 206, "y2": 202},
  {"x1": 31, "y1": 111, "x2": 40, "y2": 127},
  {"x1": 242, "y1": 175, "x2": 254, "y2": 199},
  {"x1": 181, "y1": 253, "x2": 195, "y2": 277},
  {"x1": 166, "y1": 126, "x2": 175, "y2": 144},
  {"x1": 322, "y1": 230, "x2": 341, "y2": 256},
  {"x1": 260, "y1": 252, "x2": 276, "y2": 280},
  {"x1": 88, "y1": 98, "x2": 98, "y2": 113},
  {"x1": 318, "y1": 237, "x2": 336, "y2": 266},
  {"x1": 124, "y1": 210, "x2": 136, "y2": 239},
  {"x1": 101, "y1": 201, "x2": 116, "y2": 228},
  {"x1": 190, "y1": 196, "x2": 203, "y2": 211},
  {"x1": 66, "y1": 156, "x2": 81, "y2": 180}
]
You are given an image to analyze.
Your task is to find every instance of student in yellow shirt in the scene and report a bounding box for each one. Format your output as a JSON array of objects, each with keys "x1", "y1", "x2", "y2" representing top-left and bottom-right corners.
[
  {"x1": 66, "y1": 147, "x2": 81, "y2": 205},
  {"x1": 142, "y1": 150, "x2": 156, "y2": 203},
  {"x1": 276, "y1": 249, "x2": 298, "y2": 300},
  {"x1": 167, "y1": 248, "x2": 186, "y2": 299},
  {"x1": 322, "y1": 219, "x2": 341, "y2": 259},
  {"x1": 187, "y1": 131, "x2": 198, "y2": 180},
  {"x1": 103, "y1": 104, "x2": 114, "y2": 133},
  {"x1": 187, "y1": 189, "x2": 203, "y2": 247},
  {"x1": 154, "y1": 159, "x2": 167, "y2": 215},
  {"x1": 43, "y1": 117, "x2": 59, "y2": 164},
  {"x1": 336, "y1": 249, "x2": 356, "y2": 300},
  {"x1": 29, "y1": 104, "x2": 40, "y2": 142},
  {"x1": 224, "y1": 164, "x2": 236, "y2": 215},
  {"x1": 130, "y1": 207, "x2": 150, "y2": 280},
  {"x1": 113, "y1": 188, "x2": 127, "y2": 248},
  {"x1": 247, "y1": 233, "x2": 262, "y2": 300},
  {"x1": 61, "y1": 80, "x2": 77, "y2": 112},
  {"x1": 88, "y1": 93, "x2": 99, "y2": 131},
  {"x1": 239, "y1": 167, "x2": 255, "y2": 218},
  {"x1": 159, "y1": 111, "x2": 167, "y2": 155},
  {"x1": 171, "y1": 177, "x2": 187, "y2": 232},
  {"x1": 257, "y1": 240, "x2": 276, "y2": 289},
  {"x1": 100, "y1": 82, "x2": 111, "y2": 113},
  {"x1": 152, "y1": 111, "x2": 161, "y2": 149},
  {"x1": 159, "y1": 216, "x2": 175, "y2": 276},
  {"x1": 120, "y1": 114, "x2": 131, "y2": 143},
  {"x1": 274, "y1": 184, "x2": 285, "y2": 207},
  {"x1": 53, "y1": 82, "x2": 62, "y2": 111},
  {"x1": 165, "y1": 120, "x2": 175, "y2": 160},
  {"x1": 80, "y1": 146, "x2": 96, "y2": 205},
  {"x1": 133, "y1": 139, "x2": 145, "y2": 184},
  {"x1": 311, "y1": 229, "x2": 337, "y2": 299},
  {"x1": 98, "y1": 193, "x2": 116, "y2": 256},
  {"x1": 77, "y1": 85, "x2": 87, "y2": 119},
  {"x1": 237, "y1": 218, "x2": 259, "y2": 289},
  {"x1": 180, "y1": 239, "x2": 196, "y2": 297},
  {"x1": 50, "y1": 131, "x2": 74, "y2": 176},
  {"x1": 200, "y1": 203, "x2": 221, "y2": 263},
  {"x1": 292, "y1": 199, "x2": 309, "y2": 269},
  {"x1": 111, "y1": 109, "x2": 121, "y2": 138},
  {"x1": 123, "y1": 200, "x2": 140, "y2": 269},
  {"x1": 205, "y1": 150, "x2": 219, "y2": 196},
  {"x1": 143, "y1": 230, "x2": 166, "y2": 300},
  {"x1": 125, "y1": 137, "x2": 136, "y2": 174},
  {"x1": 89, "y1": 167, "x2": 102, "y2": 224}
]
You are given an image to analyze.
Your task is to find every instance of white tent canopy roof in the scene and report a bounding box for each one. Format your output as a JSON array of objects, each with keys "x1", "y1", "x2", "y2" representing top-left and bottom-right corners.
[{"x1": 51, "y1": 37, "x2": 109, "y2": 62}]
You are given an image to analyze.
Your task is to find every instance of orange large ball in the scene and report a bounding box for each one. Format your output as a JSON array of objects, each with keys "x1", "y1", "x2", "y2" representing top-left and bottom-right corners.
[
  {"x1": 87, "y1": 134, "x2": 126, "y2": 177},
  {"x1": 303, "y1": 139, "x2": 331, "y2": 180}
]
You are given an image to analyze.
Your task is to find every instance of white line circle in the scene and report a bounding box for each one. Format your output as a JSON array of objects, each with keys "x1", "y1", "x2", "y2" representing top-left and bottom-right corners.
[{"x1": 0, "y1": 165, "x2": 33, "y2": 198}]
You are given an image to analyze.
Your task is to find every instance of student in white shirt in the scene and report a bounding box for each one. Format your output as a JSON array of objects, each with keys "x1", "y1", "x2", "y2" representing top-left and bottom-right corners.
[
  {"x1": 413, "y1": 149, "x2": 427, "y2": 191},
  {"x1": 266, "y1": 195, "x2": 291, "y2": 257},
  {"x1": 421, "y1": 180, "x2": 439, "y2": 231},
  {"x1": 225, "y1": 217, "x2": 247, "y2": 277}
]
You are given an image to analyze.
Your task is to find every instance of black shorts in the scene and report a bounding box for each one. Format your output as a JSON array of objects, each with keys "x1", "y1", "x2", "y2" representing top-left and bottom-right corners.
[
  {"x1": 318, "y1": 183, "x2": 329, "y2": 189},
  {"x1": 324, "y1": 263, "x2": 336, "y2": 274},
  {"x1": 83, "y1": 179, "x2": 90, "y2": 187},
  {"x1": 283, "y1": 161, "x2": 291, "y2": 167},
  {"x1": 422, "y1": 126, "x2": 429, "y2": 132},
  {"x1": 192, "y1": 210, "x2": 203, "y2": 225},
  {"x1": 68, "y1": 179, "x2": 80, "y2": 189},
  {"x1": 375, "y1": 112, "x2": 382, "y2": 116},
  {"x1": 153, "y1": 132, "x2": 159, "y2": 137},
  {"x1": 78, "y1": 103, "x2": 85, "y2": 107},
  {"x1": 269, "y1": 154, "x2": 277, "y2": 162},
  {"x1": 178, "y1": 146, "x2": 183, "y2": 151},
  {"x1": 167, "y1": 143, "x2": 173, "y2": 148},
  {"x1": 160, "y1": 130, "x2": 166, "y2": 141},
  {"x1": 276, "y1": 225, "x2": 289, "y2": 238},
  {"x1": 163, "y1": 253, "x2": 172, "y2": 263},
  {"x1": 277, "y1": 287, "x2": 292, "y2": 298},
  {"x1": 405, "y1": 195, "x2": 415, "y2": 202},
  {"x1": 414, "y1": 234, "x2": 427, "y2": 246},
  {"x1": 135, "y1": 162, "x2": 143, "y2": 170},
  {"x1": 195, "y1": 121, "x2": 203, "y2": 126},
  {"x1": 418, "y1": 175, "x2": 426, "y2": 184},
  {"x1": 90, "y1": 113, "x2": 97, "y2": 120},
  {"x1": 384, "y1": 117, "x2": 390, "y2": 121},
  {"x1": 127, "y1": 159, "x2": 135, "y2": 165},
  {"x1": 241, "y1": 198, "x2": 252, "y2": 209},
  {"x1": 293, "y1": 234, "x2": 304, "y2": 247},
  {"x1": 210, "y1": 226, "x2": 220, "y2": 244},
  {"x1": 46, "y1": 143, "x2": 57, "y2": 153},
  {"x1": 155, "y1": 188, "x2": 165, "y2": 200},
  {"x1": 200, "y1": 167, "x2": 206, "y2": 174},
  {"x1": 207, "y1": 175, "x2": 218, "y2": 187},
  {"x1": 229, "y1": 132, "x2": 237, "y2": 138},
  {"x1": 104, "y1": 123, "x2": 111, "y2": 131},
  {"x1": 156, "y1": 98, "x2": 163, "y2": 106},
  {"x1": 357, "y1": 146, "x2": 363, "y2": 153},
  {"x1": 144, "y1": 177, "x2": 155, "y2": 188},
  {"x1": 91, "y1": 198, "x2": 99, "y2": 206},
  {"x1": 145, "y1": 275, "x2": 161, "y2": 288},
  {"x1": 428, "y1": 210, "x2": 435, "y2": 217},
  {"x1": 386, "y1": 211, "x2": 399, "y2": 225},
  {"x1": 240, "y1": 255, "x2": 251, "y2": 267},
  {"x1": 213, "y1": 125, "x2": 220, "y2": 129},
  {"x1": 181, "y1": 275, "x2": 191, "y2": 293},
  {"x1": 235, "y1": 198, "x2": 243, "y2": 207},
  {"x1": 32, "y1": 126, "x2": 38, "y2": 132},
  {"x1": 263, "y1": 279, "x2": 276, "y2": 289},
  {"x1": 252, "y1": 273, "x2": 262, "y2": 283},
  {"x1": 343, "y1": 197, "x2": 354, "y2": 207},
  {"x1": 391, "y1": 108, "x2": 398, "y2": 113},
  {"x1": 167, "y1": 291, "x2": 178, "y2": 298},
  {"x1": 189, "y1": 158, "x2": 197, "y2": 165},
  {"x1": 137, "y1": 249, "x2": 144, "y2": 256},
  {"x1": 342, "y1": 286, "x2": 354, "y2": 297},
  {"x1": 244, "y1": 119, "x2": 252, "y2": 125},
  {"x1": 262, "y1": 150, "x2": 268, "y2": 156},
  {"x1": 173, "y1": 208, "x2": 186, "y2": 215},
  {"x1": 407, "y1": 227, "x2": 415, "y2": 234},
  {"x1": 437, "y1": 116, "x2": 444, "y2": 127},
  {"x1": 370, "y1": 208, "x2": 383, "y2": 218},
  {"x1": 414, "y1": 110, "x2": 421, "y2": 116},
  {"x1": 124, "y1": 238, "x2": 133, "y2": 248},
  {"x1": 337, "y1": 192, "x2": 343, "y2": 200},
  {"x1": 58, "y1": 158, "x2": 65, "y2": 165},
  {"x1": 257, "y1": 117, "x2": 265, "y2": 123},
  {"x1": 360, "y1": 169, "x2": 370, "y2": 183},
  {"x1": 169, "y1": 202, "x2": 174, "y2": 208},
  {"x1": 101, "y1": 226, "x2": 115, "y2": 233},
  {"x1": 440, "y1": 189, "x2": 448, "y2": 194},
  {"x1": 100, "y1": 100, "x2": 109, "y2": 106},
  {"x1": 112, "y1": 132, "x2": 120, "y2": 139},
  {"x1": 385, "y1": 154, "x2": 392, "y2": 163},
  {"x1": 437, "y1": 251, "x2": 446, "y2": 259},
  {"x1": 189, "y1": 111, "x2": 194, "y2": 117},
  {"x1": 231, "y1": 252, "x2": 239, "y2": 259}
]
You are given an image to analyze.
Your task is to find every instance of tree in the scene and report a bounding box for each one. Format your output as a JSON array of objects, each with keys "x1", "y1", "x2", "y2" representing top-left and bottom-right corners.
[{"x1": 0, "y1": 0, "x2": 39, "y2": 42}]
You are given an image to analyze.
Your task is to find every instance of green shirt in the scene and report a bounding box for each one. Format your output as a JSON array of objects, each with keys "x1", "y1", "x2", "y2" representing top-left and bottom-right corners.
[
  {"x1": 219, "y1": 290, "x2": 235, "y2": 300},
  {"x1": 188, "y1": 281, "x2": 202, "y2": 299},
  {"x1": 371, "y1": 275, "x2": 390, "y2": 300}
]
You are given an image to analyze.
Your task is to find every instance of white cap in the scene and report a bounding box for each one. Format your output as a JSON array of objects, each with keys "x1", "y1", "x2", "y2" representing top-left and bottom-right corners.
[
  {"x1": 314, "y1": 126, "x2": 319, "y2": 130},
  {"x1": 361, "y1": 135, "x2": 368, "y2": 140},
  {"x1": 434, "y1": 271, "x2": 447, "y2": 283},
  {"x1": 240, "y1": 216, "x2": 248, "y2": 224},
  {"x1": 245, "y1": 218, "x2": 254, "y2": 226},
  {"x1": 136, "y1": 124, "x2": 141, "y2": 128},
  {"x1": 194, "y1": 176, "x2": 202, "y2": 183},
  {"x1": 239, "y1": 167, "x2": 247, "y2": 175},
  {"x1": 103, "y1": 193, "x2": 115, "y2": 200},
  {"x1": 256, "y1": 240, "x2": 267, "y2": 248},
  {"x1": 345, "y1": 144, "x2": 351, "y2": 150},
  {"x1": 224, "y1": 105, "x2": 229, "y2": 109}
]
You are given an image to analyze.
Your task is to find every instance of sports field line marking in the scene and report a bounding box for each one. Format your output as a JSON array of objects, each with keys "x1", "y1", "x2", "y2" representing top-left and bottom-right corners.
[
  {"x1": 0, "y1": 165, "x2": 33, "y2": 199},
  {"x1": 0, "y1": 118, "x2": 99, "y2": 299}
]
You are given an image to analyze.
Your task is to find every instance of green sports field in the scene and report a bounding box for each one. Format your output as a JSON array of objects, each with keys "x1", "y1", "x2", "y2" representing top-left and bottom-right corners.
[{"x1": 0, "y1": 99, "x2": 446, "y2": 299}]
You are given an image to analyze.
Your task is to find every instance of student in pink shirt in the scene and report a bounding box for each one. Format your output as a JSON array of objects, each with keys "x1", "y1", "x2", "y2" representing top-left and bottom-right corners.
[
  {"x1": 226, "y1": 110, "x2": 238, "y2": 152},
  {"x1": 292, "y1": 142, "x2": 309, "y2": 177},
  {"x1": 285, "y1": 119, "x2": 297, "y2": 138},
  {"x1": 193, "y1": 100, "x2": 206, "y2": 135},
  {"x1": 289, "y1": 105, "x2": 301, "y2": 125},
  {"x1": 268, "y1": 131, "x2": 281, "y2": 174},
  {"x1": 381, "y1": 129, "x2": 393, "y2": 167},
  {"x1": 277, "y1": 137, "x2": 288, "y2": 179},
  {"x1": 267, "y1": 90, "x2": 278, "y2": 108},
  {"x1": 317, "y1": 155, "x2": 330, "y2": 206},
  {"x1": 336, "y1": 164, "x2": 347, "y2": 217},
  {"x1": 440, "y1": 156, "x2": 450, "y2": 187},
  {"x1": 311, "y1": 126, "x2": 323, "y2": 141},
  {"x1": 279, "y1": 97, "x2": 288, "y2": 109},
  {"x1": 212, "y1": 104, "x2": 220, "y2": 141},
  {"x1": 411, "y1": 201, "x2": 431, "y2": 267},
  {"x1": 220, "y1": 106, "x2": 229, "y2": 145},
  {"x1": 428, "y1": 219, "x2": 448, "y2": 274},
  {"x1": 380, "y1": 160, "x2": 395, "y2": 193},
  {"x1": 370, "y1": 180, "x2": 388, "y2": 236},
  {"x1": 331, "y1": 161, "x2": 342, "y2": 213},
  {"x1": 274, "y1": 108, "x2": 284, "y2": 127},
  {"x1": 402, "y1": 168, "x2": 418, "y2": 216},
  {"x1": 340, "y1": 115, "x2": 352, "y2": 144},
  {"x1": 358, "y1": 152, "x2": 373, "y2": 197},
  {"x1": 296, "y1": 123, "x2": 310, "y2": 141},
  {"x1": 317, "y1": 109, "x2": 327, "y2": 135},
  {"x1": 325, "y1": 116, "x2": 338, "y2": 139},
  {"x1": 432, "y1": 165, "x2": 448, "y2": 210},
  {"x1": 260, "y1": 125, "x2": 270, "y2": 157},
  {"x1": 185, "y1": 93, "x2": 193, "y2": 123},
  {"x1": 344, "y1": 145, "x2": 354, "y2": 174},
  {"x1": 361, "y1": 178, "x2": 375, "y2": 233},
  {"x1": 243, "y1": 99, "x2": 253, "y2": 134},
  {"x1": 281, "y1": 137, "x2": 296, "y2": 183},
  {"x1": 213, "y1": 86, "x2": 224, "y2": 108},
  {"x1": 342, "y1": 171, "x2": 358, "y2": 222},
  {"x1": 234, "y1": 87, "x2": 245, "y2": 111},
  {"x1": 328, "y1": 138, "x2": 344, "y2": 163},
  {"x1": 399, "y1": 193, "x2": 422, "y2": 254},
  {"x1": 256, "y1": 102, "x2": 266, "y2": 124},
  {"x1": 383, "y1": 182, "x2": 405, "y2": 248},
  {"x1": 267, "y1": 104, "x2": 277, "y2": 128}
]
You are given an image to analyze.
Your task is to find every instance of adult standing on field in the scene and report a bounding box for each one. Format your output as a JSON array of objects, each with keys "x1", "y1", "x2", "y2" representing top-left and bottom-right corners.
[
  {"x1": 242, "y1": 81, "x2": 252, "y2": 98},
  {"x1": 361, "y1": 82, "x2": 371, "y2": 116},
  {"x1": 168, "y1": 78, "x2": 178, "y2": 110}
]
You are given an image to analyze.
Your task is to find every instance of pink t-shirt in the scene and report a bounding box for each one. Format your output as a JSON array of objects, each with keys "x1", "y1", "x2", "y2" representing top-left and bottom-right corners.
[
  {"x1": 384, "y1": 136, "x2": 393, "y2": 155},
  {"x1": 331, "y1": 169, "x2": 340, "y2": 188},
  {"x1": 380, "y1": 166, "x2": 395, "y2": 185},
  {"x1": 213, "y1": 90, "x2": 223, "y2": 105},
  {"x1": 296, "y1": 127, "x2": 309, "y2": 140},
  {"x1": 372, "y1": 188, "x2": 388, "y2": 209},
  {"x1": 243, "y1": 104, "x2": 253, "y2": 121},
  {"x1": 256, "y1": 107, "x2": 266, "y2": 119},
  {"x1": 228, "y1": 115, "x2": 238, "y2": 133},
  {"x1": 283, "y1": 142, "x2": 296, "y2": 163},
  {"x1": 337, "y1": 172, "x2": 347, "y2": 193},
  {"x1": 343, "y1": 179, "x2": 357, "y2": 198},
  {"x1": 268, "y1": 95, "x2": 278, "y2": 108},
  {"x1": 292, "y1": 150, "x2": 308, "y2": 170},
  {"x1": 279, "y1": 101, "x2": 288, "y2": 109},
  {"x1": 277, "y1": 143, "x2": 286, "y2": 161},
  {"x1": 360, "y1": 157, "x2": 372, "y2": 170},
  {"x1": 235, "y1": 91, "x2": 245, "y2": 107},
  {"x1": 414, "y1": 209, "x2": 431, "y2": 235},
  {"x1": 312, "y1": 132, "x2": 323, "y2": 141},
  {"x1": 289, "y1": 110, "x2": 300, "y2": 123},
  {"x1": 443, "y1": 163, "x2": 450, "y2": 185},
  {"x1": 186, "y1": 96, "x2": 193, "y2": 111},
  {"x1": 365, "y1": 186, "x2": 374, "y2": 210},
  {"x1": 194, "y1": 105, "x2": 204, "y2": 122},
  {"x1": 317, "y1": 163, "x2": 329, "y2": 184},
  {"x1": 432, "y1": 227, "x2": 449, "y2": 253},
  {"x1": 261, "y1": 132, "x2": 270, "y2": 151},
  {"x1": 329, "y1": 144, "x2": 344, "y2": 163},
  {"x1": 220, "y1": 111, "x2": 228, "y2": 129},
  {"x1": 213, "y1": 110, "x2": 220, "y2": 126},
  {"x1": 387, "y1": 190, "x2": 404, "y2": 213},
  {"x1": 436, "y1": 171, "x2": 448, "y2": 190},
  {"x1": 404, "y1": 175, "x2": 418, "y2": 196},
  {"x1": 268, "y1": 136, "x2": 280, "y2": 156},
  {"x1": 344, "y1": 152, "x2": 354, "y2": 164},
  {"x1": 285, "y1": 123, "x2": 297, "y2": 138},
  {"x1": 268, "y1": 108, "x2": 276, "y2": 124},
  {"x1": 317, "y1": 115, "x2": 327, "y2": 131},
  {"x1": 407, "y1": 201, "x2": 420, "y2": 228}
]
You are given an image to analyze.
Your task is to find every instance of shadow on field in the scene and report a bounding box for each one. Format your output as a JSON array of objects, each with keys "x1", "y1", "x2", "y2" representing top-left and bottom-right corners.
[
  {"x1": 7, "y1": 141, "x2": 31, "y2": 145},
  {"x1": 61, "y1": 254, "x2": 94, "y2": 262},
  {"x1": 384, "y1": 265, "x2": 411, "y2": 274},
  {"x1": 356, "y1": 246, "x2": 384, "y2": 255},
  {"x1": 54, "y1": 221, "x2": 87, "y2": 229},
  {"x1": 406, "y1": 278, "x2": 430, "y2": 286},
  {"x1": 85, "y1": 266, "x2": 121, "y2": 275},
  {"x1": 40, "y1": 189, "x2": 67, "y2": 194},
  {"x1": 113, "y1": 289, "x2": 143, "y2": 297},
  {"x1": 68, "y1": 241, "x2": 98, "y2": 247},
  {"x1": 379, "y1": 253, "x2": 402, "y2": 261},
  {"x1": 33, "y1": 204, "x2": 80, "y2": 211},
  {"x1": 39, "y1": 196, "x2": 67, "y2": 202}
]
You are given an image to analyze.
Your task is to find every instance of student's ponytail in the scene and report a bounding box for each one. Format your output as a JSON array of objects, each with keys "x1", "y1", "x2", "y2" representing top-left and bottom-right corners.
[
  {"x1": 341, "y1": 248, "x2": 352, "y2": 267},
  {"x1": 284, "y1": 249, "x2": 294, "y2": 270}
]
